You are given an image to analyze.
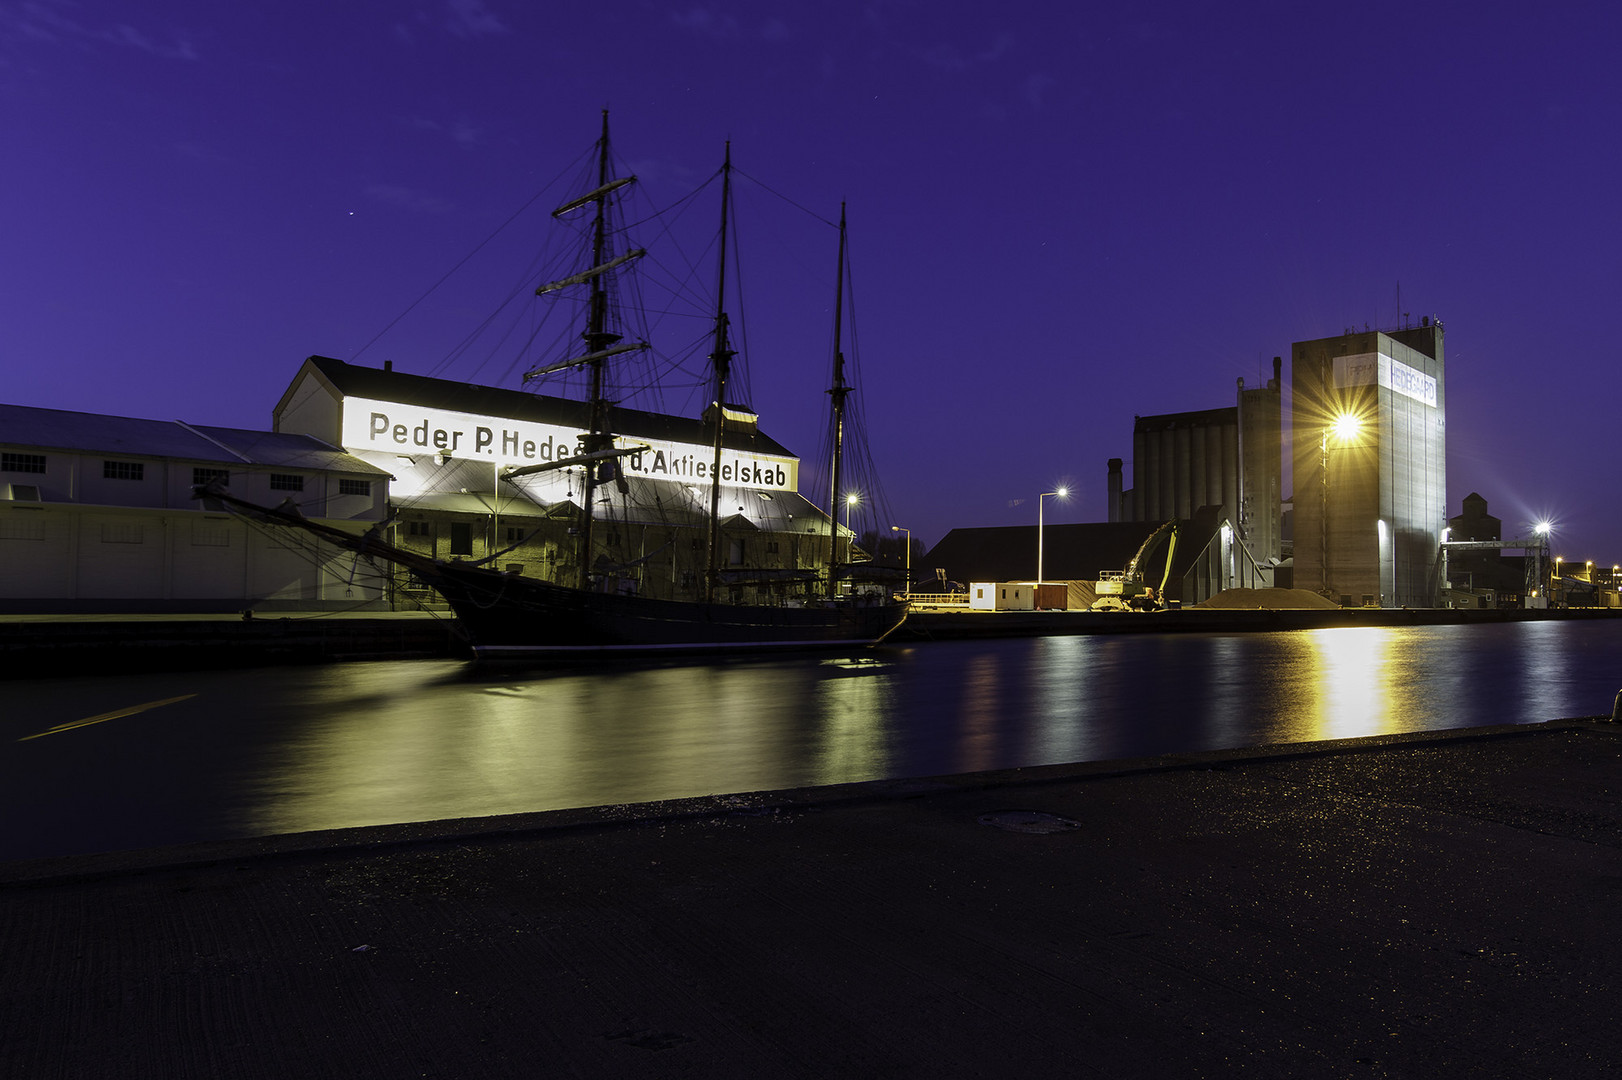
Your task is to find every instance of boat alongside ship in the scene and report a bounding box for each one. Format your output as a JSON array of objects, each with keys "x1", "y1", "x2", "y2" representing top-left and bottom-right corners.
[{"x1": 201, "y1": 114, "x2": 907, "y2": 658}]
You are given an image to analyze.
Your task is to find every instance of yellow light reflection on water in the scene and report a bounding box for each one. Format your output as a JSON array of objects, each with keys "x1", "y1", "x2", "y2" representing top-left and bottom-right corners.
[
  {"x1": 811, "y1": 658, "x2": 893, "y2": 785},
  {"x1": 247, "y1": 656, "x2": 900, "y2": 839},
  {"x1": 1280, "y1": 627, "x2": 1427, "y2": 743}
]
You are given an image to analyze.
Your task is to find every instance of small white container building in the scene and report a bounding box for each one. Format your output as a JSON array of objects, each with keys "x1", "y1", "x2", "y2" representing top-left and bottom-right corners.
[{"x1": 968, "y1": 582, "x2": 1035, "y2": 611}]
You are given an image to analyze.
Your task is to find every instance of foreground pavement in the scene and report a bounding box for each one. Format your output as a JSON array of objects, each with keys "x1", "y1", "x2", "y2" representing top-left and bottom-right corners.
[{"x1": 3, "y1": 721, "x2": 1620, "y2": 1078}]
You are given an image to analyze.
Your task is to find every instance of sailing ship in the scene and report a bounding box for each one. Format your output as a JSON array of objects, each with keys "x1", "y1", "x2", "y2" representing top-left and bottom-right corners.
[{"x1": 204, "y1": 114, "x2": 908, "y2": 658}]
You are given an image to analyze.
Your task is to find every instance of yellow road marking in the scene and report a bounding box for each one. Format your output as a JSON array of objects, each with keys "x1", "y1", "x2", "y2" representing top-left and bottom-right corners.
[{"x1": 18, "y1": 694, "x2": 198, "y2": 741}]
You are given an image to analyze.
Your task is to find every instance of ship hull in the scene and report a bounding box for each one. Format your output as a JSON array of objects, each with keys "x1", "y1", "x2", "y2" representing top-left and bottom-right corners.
[{"x1": 421, "y1": 563, "x2": 908, "y2": 658}]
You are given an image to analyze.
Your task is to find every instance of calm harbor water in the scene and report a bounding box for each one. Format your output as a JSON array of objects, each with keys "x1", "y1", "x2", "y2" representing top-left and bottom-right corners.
[{"x1": 4, "y1": 619, "x2": 1619, "y2": 860}]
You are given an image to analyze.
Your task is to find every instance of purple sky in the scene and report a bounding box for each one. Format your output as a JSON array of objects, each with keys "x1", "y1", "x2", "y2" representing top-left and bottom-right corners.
[{"x1": 5, "y1": 2, "x2": 1620, "y2": 562}]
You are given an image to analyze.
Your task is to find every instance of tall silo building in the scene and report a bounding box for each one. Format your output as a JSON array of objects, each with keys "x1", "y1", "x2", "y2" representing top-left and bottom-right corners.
[
  {"x1": 1291, "y1": 322, "x2": 1446, "y2": 607},
  {"x1": 1109, "y1": 357, "x2": 1283, "y2": 578}
]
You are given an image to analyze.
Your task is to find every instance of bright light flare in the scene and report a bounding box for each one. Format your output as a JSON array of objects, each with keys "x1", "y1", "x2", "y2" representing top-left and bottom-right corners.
[{"x1": 1330, "y1": 412, "x2": 1362, "y2": 442}]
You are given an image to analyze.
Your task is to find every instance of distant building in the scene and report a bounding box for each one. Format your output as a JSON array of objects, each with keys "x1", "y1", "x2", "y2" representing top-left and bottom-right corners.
[
  {"x1": 1444, "y1": 492, "x2": 1532, "y2": 607},
  {"x1": 1109, "y1": 357, "x2": 1283, "y2": 581},
  {"x1": 0, "y1": 403, "x2": 389, "y2": 613},
  {"x1": 1291, "y1": 322, "x2": 1446, "y2": 607},
  {"x1": 921, "y1": 507, "x2": 1264, "y2": 609}
]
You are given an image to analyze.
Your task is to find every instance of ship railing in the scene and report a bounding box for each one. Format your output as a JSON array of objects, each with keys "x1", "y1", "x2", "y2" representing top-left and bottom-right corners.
[{"x1": 905, "y1": 591, "x2": 970, "y2": 607}]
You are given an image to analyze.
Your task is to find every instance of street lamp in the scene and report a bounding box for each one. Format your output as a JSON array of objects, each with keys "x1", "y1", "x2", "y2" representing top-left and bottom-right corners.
[
  {"x1": 843, "y1": 493, "x2": 860, "y2": 581},
  {"x1": 1038, "y1": 487, "x2": 1068, "y2": 586},
  {"x1": 1320, "y1": 411, "x2": 1363, "y2": 599},
  {"x1": 891, "y1": 525, "x2": 911, "y2": 598}
]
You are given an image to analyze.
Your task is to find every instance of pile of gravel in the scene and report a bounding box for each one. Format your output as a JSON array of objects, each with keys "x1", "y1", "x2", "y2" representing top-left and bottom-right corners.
[{"x1": 1193, "y1": 587, "x2": 1340, "y2": 610}]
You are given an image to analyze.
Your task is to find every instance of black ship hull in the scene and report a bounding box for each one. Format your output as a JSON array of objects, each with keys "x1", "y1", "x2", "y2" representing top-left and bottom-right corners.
[{"x1": 419, "y1": 562, "x2": 908, "y2": 658}]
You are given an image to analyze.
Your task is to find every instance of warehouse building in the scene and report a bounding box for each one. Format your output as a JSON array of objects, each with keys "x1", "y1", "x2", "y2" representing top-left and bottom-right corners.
[
  {"x1": 1291, "y1": 322, "x2": 1446, "y2": 607},
  {"x1": 273, "y1": 355, "x2": 844, "y2": 608},
  {"x1": 920, "y1": 506, "x2": 1264, "y2": 610},
  {"x1": 0, "y1": 404, "x2": 390, "y2": 613}
]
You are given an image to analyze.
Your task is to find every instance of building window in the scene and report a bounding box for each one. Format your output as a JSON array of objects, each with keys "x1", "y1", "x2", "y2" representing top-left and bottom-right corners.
[
  {"x1": 407, "y1": 520, "x2": 430, "y2": 537},
  {"x1": 269, "y1": 474, "x2": 303, "y2": 492},
  {"x1": 505, "y1": 526, "x2": 524, "y2": 544},
  {"x1": 450, "y1": 522, "x2": 473, "y2": 556},
  {"x1": 2, "y1": 453, "x2": 46, "y2": 474},
  {"x1": 103, "y1": 460, "x2": 144, "y2": 481},
  {"x1": 339, "y1": 478, "x2": 371, "y2": 496},
  {"x1": 194, "y1": 467, "x2": 229, "y2": 486}
]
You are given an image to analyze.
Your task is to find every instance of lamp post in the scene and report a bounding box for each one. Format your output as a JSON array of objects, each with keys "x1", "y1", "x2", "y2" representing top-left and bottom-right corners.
[
  {"x1": 891, "y1": 525, "x2": 911, "y2": 598},
  {"x1": 843, "y1": 493, "x2": 860, "y2": 587},
  {"x1": 1530, "y1": 521, "x2": 1551, "y2": 605},
  {"x1": 1038, "y1": 487, "x2": 1068, "y2": 586},
  {"x1": 1319, "y1": 412, "x2": 1362, "y2": 600}
]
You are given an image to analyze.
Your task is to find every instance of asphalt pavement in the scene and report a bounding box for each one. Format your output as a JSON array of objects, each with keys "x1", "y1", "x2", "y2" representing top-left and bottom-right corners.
[{"x1": 3, "y1": 721, "x2": 1620, "y2": 1078}]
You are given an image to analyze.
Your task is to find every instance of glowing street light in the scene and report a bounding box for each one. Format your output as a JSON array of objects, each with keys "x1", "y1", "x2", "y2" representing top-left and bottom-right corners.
[
  {"x1": 891, "y1": 525, "x2": 911, "y2": 598},
  {"x1": 1038, "y1": 487, "x2": 1069, "y2": 586},
  {"x1": 1330, "y1": 411, "x2": 1363, "y2": 442},
  {"x1": 1318, "y1": 413, "x2": 1362, "y2": 598}
]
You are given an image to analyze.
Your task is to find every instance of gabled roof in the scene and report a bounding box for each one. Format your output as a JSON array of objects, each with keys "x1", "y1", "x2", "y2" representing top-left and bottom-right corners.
[
  {"x1": 281, "y1": 355, "x2": 796, "y2": 458},
  {"x1": 0, "y1": 403, "x2": 388, "y2": 476}
]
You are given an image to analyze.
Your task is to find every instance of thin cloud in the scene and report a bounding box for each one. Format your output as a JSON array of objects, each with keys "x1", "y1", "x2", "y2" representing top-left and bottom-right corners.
[
  {"x1": 670, "y1": 8, "x2": 742, "y2": 39},
  {"x1": 445, "y1": 0, "x2": 507, "y2": 39},
  {"x1": 106, "y1": 22, "x2": 197, "y2": 60},
  {"x1": 2, "y1": 2, "x2": 198, "y2": 59},
  {"x1": 365, "y1": 184, "x2": 456, "y2": 215},
  {"x1": 404, "y1": 113, "x2": 482, "y2": 148},
  {"x1": 919, "y1": 33, "x2": 1014, "y2": 72},
  {"x1": 1024, "y1": 71, "x2": 1055, "y2": 111}
]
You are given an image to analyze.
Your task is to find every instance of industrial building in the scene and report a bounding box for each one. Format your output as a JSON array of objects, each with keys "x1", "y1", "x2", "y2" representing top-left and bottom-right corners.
[
  {"x1": 1291, "y1": 322, "x2": 1447, "y2": 607},
  {"x1": 1109, "y1": 358, "x2": 1284, "y2": 582},
  {"x1": 0, "y1": 404, "x2": 390, "y2": 613},
  {"x1": 919, "y1": 507, "x2": 1265, "y2": 609},
  {"x1": 273, "y1": 355, "x2": 843, "y2": 608},
  {"x1": 0, "y1": 356, "x2": 850, "y2": 615}
]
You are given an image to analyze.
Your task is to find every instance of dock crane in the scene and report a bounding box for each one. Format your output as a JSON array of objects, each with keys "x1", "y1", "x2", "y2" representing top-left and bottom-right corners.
[{"x1": 1092, "y1": 521, "x2": 1179, "y2": 611}]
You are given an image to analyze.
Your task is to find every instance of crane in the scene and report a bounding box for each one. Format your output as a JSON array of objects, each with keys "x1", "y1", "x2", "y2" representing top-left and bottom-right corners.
[{"x1": 1092, "y1": 521, "x2": 1179, "y2": 611}]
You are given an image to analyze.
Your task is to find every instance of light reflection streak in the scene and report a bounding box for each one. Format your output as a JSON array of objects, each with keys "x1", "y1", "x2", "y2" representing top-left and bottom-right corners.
[
  {"x1": 1026, "y1": 636, "x2": 1097, "y2": 764},
  {"x1": 811, "y1": 659, "x2": 893, "y2": 786},
  {"x1": 955, "y1": 652, "x2": 1004, "y2": 774}
]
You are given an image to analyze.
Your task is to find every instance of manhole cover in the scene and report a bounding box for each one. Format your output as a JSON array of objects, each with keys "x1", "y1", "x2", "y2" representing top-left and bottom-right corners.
[{"x1": 977, "y1": 810, "x2": 1080, "y2": 834}]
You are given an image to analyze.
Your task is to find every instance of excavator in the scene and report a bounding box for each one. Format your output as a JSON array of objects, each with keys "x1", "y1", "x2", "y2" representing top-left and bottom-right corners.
[{"x1": 1092, "y1": 521, "x2": 1179, "y2": 611}]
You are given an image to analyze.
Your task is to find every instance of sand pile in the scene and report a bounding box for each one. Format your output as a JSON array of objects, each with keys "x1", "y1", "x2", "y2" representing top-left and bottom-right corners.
[{"x1": 1194, "y1": 588, "x2": 1340, "y2": 610}]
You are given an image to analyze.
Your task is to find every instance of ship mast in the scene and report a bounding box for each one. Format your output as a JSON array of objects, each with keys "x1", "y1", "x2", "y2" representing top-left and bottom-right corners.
[
  {"x1": 825, "y1": 203, "x2": 850, "y2": 601},
  {"x1": 704, "y1": 143, "x2": 736, "y2": 603},
  {"x1": 529, "y1": 110, "x2": 650, "y2": 592}
]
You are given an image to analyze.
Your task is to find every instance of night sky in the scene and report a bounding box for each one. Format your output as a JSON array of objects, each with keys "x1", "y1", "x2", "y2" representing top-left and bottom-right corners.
[{"x1": 6, "y1": 2, "x2": 1619, "y2": 563}]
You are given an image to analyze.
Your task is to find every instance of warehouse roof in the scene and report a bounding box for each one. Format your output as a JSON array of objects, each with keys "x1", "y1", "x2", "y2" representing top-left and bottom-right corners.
[
  {"x1": 0, "y1": 403, "x2": 389, "y2": 476},
  {"x1": 278, "y1": 355, "x2": 797, "y2": 459}
]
